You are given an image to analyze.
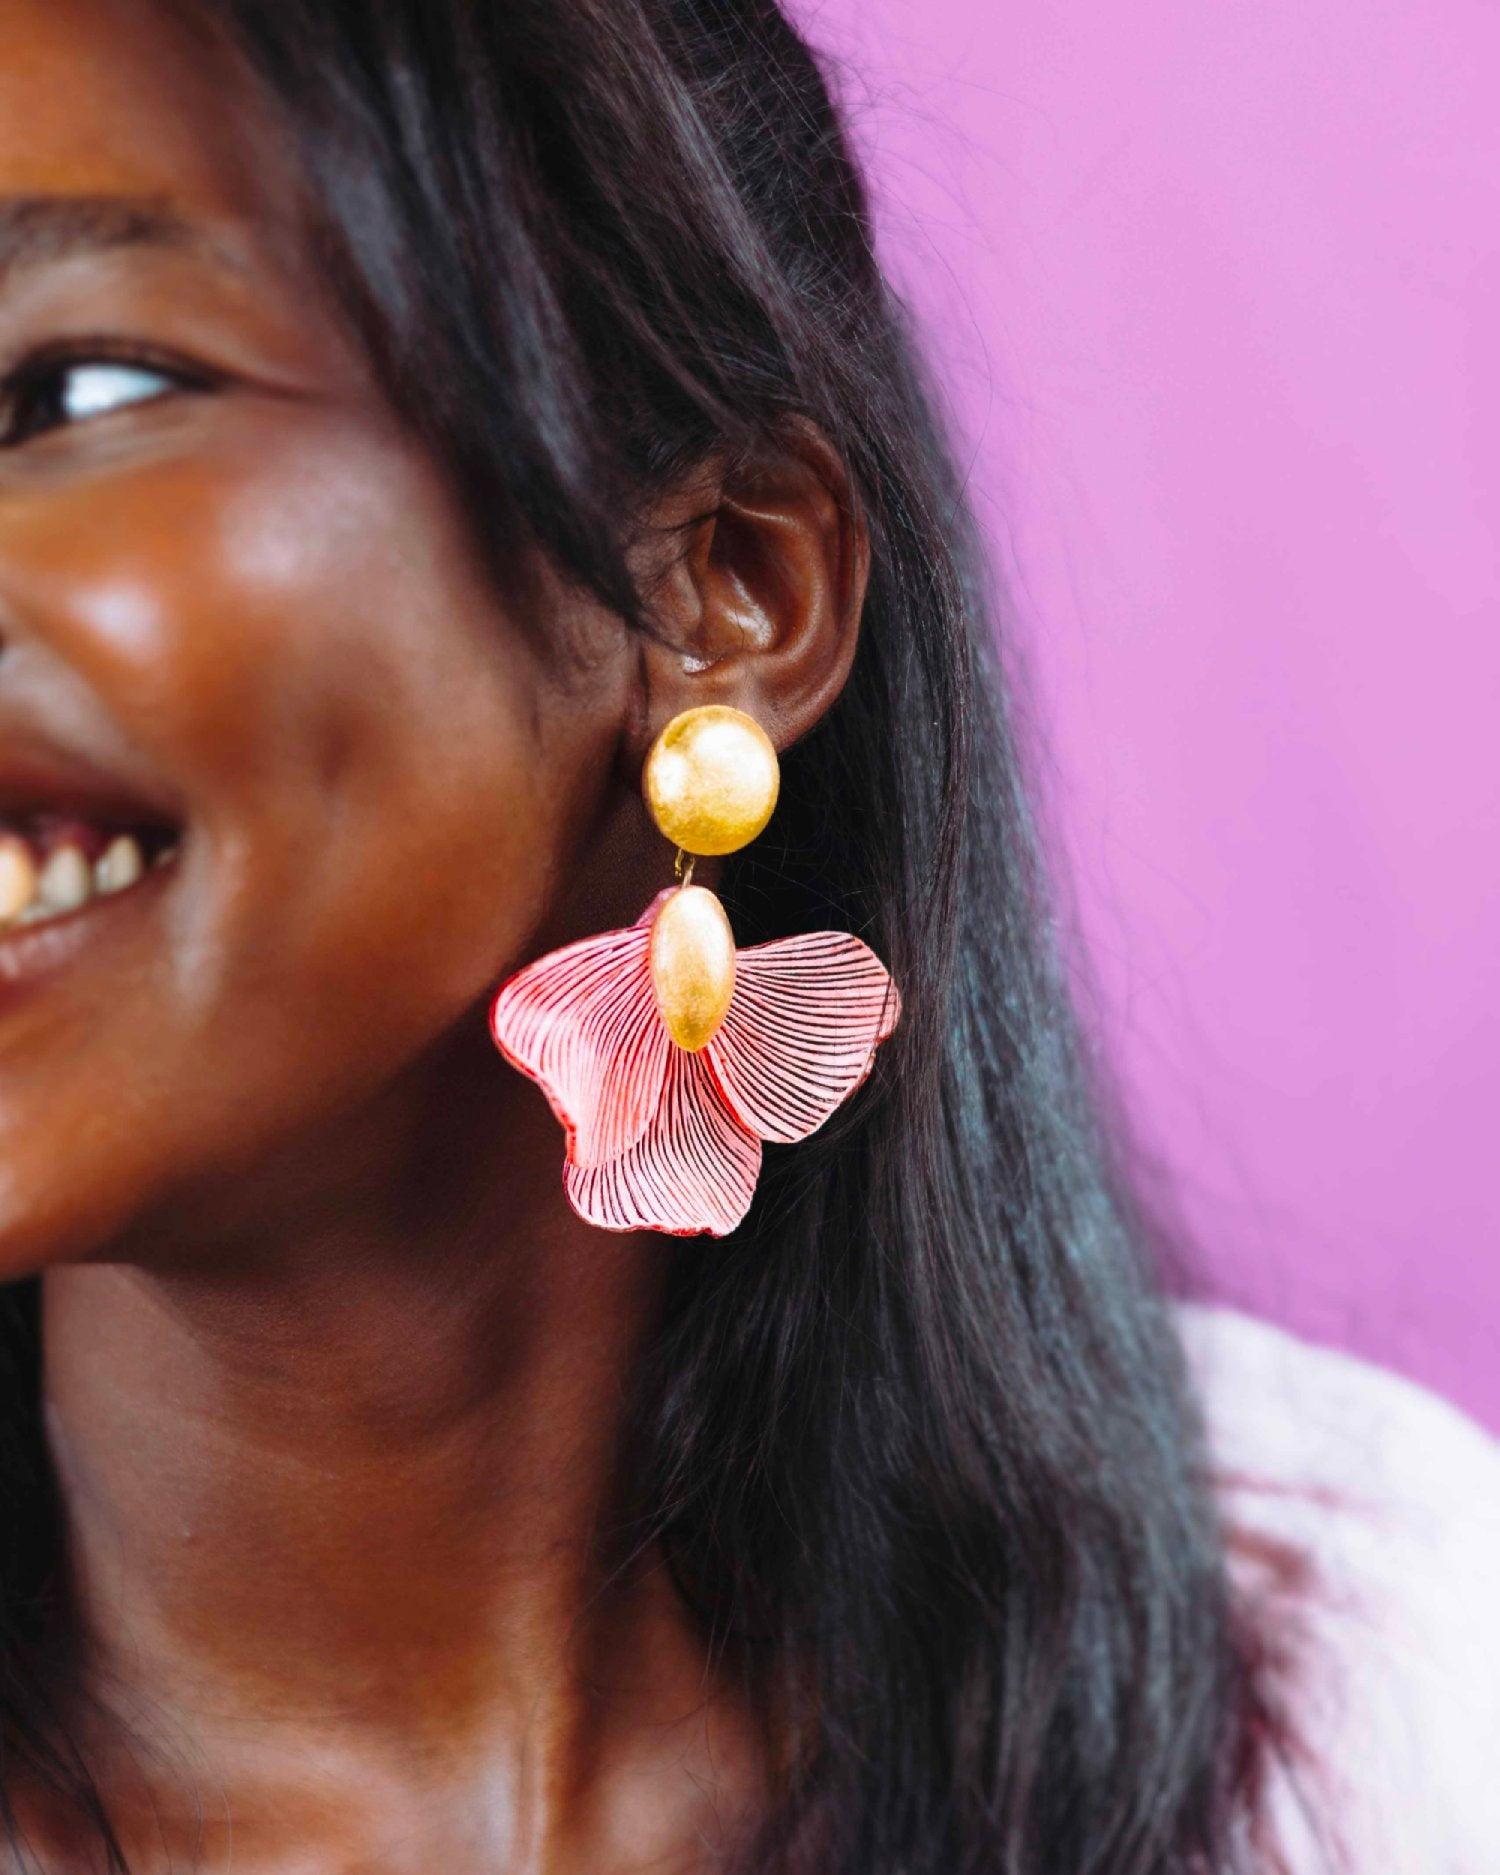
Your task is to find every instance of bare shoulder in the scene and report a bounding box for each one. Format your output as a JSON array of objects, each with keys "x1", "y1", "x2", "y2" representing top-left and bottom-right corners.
[{"x1": 1174, "y1": 1302, "x2": 1500, "y2": 1873}]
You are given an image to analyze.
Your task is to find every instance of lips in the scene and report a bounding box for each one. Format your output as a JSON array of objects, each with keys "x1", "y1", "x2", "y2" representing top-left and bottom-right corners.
[{"x1": 0, "y1": 729, "x2": 183, "y2": 938}]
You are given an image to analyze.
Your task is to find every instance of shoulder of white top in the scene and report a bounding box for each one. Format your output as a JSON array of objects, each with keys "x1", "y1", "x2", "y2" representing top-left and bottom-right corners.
[
  {"x1": 1171, "y1": 1301, "x2": 1500, "y2": 1873},
  {"x1": 1172, "y1": 1299, "x2": 1500, "y2": 1523}
]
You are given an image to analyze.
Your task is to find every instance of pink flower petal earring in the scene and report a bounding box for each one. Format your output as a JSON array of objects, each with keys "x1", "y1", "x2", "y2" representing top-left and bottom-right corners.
[{"x1": 489, "y1": 705, "x2": 901, "y2": 1236}]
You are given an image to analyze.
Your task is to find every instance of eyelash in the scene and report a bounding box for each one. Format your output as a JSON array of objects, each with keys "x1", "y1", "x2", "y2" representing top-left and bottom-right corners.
[{"x1": 0, "y1": 340, "x2": 218, "y2": 449}]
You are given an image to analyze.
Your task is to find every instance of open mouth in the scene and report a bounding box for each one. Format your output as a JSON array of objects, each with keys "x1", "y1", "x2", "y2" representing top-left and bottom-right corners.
[{"x1": 0, "y1": 812, "x2": 180, "y2": 936}]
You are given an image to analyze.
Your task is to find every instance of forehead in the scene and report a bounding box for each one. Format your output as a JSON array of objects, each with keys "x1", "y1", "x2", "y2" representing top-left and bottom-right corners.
[{"x1": 0, "y1": 0, "x2": 290, "y2": 227}]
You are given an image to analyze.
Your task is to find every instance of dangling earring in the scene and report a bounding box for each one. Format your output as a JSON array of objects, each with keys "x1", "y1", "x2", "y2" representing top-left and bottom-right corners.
[{"x1": 489, "y1": 704, "x2": 901, "y2": 1236}]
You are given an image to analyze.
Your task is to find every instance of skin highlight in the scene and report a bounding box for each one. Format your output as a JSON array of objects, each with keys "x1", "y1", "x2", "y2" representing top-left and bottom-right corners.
[{"x1": 0, "y1": 0, "x2": 865, "y2": 1867}]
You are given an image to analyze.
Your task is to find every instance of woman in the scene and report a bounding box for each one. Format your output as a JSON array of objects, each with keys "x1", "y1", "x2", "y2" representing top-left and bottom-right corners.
[{"x1": 0, "y1": 0, "x2": 1493, "y2": 1869}]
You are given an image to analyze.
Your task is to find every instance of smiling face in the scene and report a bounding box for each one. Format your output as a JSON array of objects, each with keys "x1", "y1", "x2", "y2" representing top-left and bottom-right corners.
[{"x1": 0, "y1": 0, "x2": 641, "y2": 1273}]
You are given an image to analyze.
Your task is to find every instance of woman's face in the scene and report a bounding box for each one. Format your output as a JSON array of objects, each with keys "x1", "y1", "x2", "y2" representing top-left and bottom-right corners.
[{"x1": 0, "y1": 0, "x2": 632, "y2": 1274}]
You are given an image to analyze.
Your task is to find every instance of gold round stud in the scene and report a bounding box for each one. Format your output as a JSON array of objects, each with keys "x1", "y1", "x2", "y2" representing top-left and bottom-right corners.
[{"x1": 642, "y1": 706, "x2": 780, "y2": 857}]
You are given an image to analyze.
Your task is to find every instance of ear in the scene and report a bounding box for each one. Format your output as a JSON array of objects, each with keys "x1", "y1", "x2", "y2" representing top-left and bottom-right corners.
[{"x1": 624, "y1": 422, "x2": 870, "y2": 773}]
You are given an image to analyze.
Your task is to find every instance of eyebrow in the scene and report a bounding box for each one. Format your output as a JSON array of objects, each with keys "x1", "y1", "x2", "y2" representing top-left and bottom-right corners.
[{"x1": 0, "y1": 193, "x2": 244, "y2": 288}]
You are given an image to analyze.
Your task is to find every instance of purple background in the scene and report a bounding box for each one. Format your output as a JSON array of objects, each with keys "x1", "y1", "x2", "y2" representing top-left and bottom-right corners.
[{"x1": 792, "y1": 0, "x2": 1500, "y2": 1429}]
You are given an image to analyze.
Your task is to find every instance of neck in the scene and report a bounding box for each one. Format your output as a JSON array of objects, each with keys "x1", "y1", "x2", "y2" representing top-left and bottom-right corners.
[{"x1": 38, "y1": 1019, "x2": 755, "y2": 1863}]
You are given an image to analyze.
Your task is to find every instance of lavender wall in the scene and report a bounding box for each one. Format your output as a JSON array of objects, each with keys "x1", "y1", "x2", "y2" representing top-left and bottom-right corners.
[{"x1": 792, "y1": 0, "x2": 1500, "y2": 1428}]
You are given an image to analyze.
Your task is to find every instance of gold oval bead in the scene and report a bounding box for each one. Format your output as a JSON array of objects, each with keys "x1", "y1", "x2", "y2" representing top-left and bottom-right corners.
[
  {"x1": 642, "y1": 706, "x2": 780, "y2": 857},
  {"x1": 649, "y1": 885, "x2": 737, "y2": 1052}
]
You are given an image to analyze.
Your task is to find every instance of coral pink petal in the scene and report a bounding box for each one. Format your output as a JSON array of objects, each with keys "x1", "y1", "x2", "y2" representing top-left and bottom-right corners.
[
  {"x1": 633, "y1": 887, "x2": 677, "y2": 928},
  {"x1": 489, "y1": 921, "x2": 670, "y2": 1170},
  {"x1": 705, "y1": 931, "x2": 901, "y2": 1144},
  {"x1": 565, "y1": 1047, "x2": 762, "y2": 1237}
]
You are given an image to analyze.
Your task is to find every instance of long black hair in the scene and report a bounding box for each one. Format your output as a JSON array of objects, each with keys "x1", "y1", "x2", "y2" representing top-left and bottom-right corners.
[{"x1": 0, "y1": 1, "x2": 1288, "y2": 1869}]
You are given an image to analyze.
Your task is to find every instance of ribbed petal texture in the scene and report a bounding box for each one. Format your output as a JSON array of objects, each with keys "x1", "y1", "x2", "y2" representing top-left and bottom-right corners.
[
  {"x1": 490, "y1": 893, "x2": 900, "y2": 1237},
  {"x1": 565, "y1": 1047, "x2": 762, "y2": 1236},
  {"x1": 489, "y1": 920, "x2": 668, "y2": 1169},
  {"x1": 705, "y1": 931, "x2": 902, "y2": 1144}
]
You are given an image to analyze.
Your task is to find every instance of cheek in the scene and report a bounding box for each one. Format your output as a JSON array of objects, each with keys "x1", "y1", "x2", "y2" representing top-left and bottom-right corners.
[
  {"x1": 17, "y1": 410, "x2": 534, "y2": 819},
  {"x1": 0, "y1": 409, "x2": 624, "y2": 1265},
  {"x1": 16, "y1": 408, "x2": 582, "y2": 974}
]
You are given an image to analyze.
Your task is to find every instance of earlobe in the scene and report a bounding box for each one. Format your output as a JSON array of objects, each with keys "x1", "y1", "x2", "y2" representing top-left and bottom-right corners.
[{"x1": 627, "y1": 425, "x2": 869, "y2": 769}]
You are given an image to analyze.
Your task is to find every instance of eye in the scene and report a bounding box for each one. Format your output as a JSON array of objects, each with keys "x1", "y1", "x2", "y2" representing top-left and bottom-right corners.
[{"x1": 0, "y1": 353, "x2": 196, "y2": 449}]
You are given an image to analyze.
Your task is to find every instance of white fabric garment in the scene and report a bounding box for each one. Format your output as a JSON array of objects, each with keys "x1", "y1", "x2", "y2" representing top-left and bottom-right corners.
[{"x1": 1177, "y1": 1304, "x2": 1500, "y2": 1874}]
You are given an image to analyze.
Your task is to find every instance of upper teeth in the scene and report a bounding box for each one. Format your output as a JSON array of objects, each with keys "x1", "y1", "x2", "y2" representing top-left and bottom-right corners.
[
  {"x1": 96, "y1": 833, "x2": 146, "y2": 894},
  {"x1": 38, "y1": 844, "x2": 93, "y2": 915},
  {"x1": 0, "y1": 831, "x2": 154, "y2": 930}
]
